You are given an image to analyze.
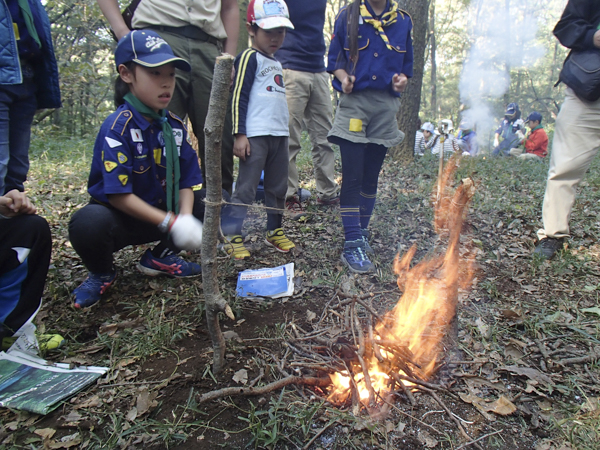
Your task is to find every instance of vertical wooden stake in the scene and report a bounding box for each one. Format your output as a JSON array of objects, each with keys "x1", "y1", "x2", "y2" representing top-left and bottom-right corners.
[{"x1": 202, "y1": 54, "x2": 235, "y2": 374}]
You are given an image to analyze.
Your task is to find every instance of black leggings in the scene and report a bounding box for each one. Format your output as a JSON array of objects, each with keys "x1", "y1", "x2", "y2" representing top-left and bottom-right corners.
[
  {"x1": 68, "y1": 191, "x2": 210, "y2": 273},
  {"x1": 0, "y1": 214, "x2": 51, "y2": 339}
]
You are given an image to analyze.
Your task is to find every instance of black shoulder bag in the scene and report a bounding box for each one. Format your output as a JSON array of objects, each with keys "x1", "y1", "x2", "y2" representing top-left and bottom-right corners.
[{"x1": 558, "y1": 22, "x2": 600, "y2": 102}]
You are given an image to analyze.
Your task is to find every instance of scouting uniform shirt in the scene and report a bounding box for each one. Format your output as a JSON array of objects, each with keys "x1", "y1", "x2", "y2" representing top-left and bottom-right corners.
[
  {"x1": 327, "y1": 2, "x2": 414, "y2": 97},
  {"x1": 231, "y1": 48, "x2": 289, "y2": 137},
  {"x1": 88, "y1": 101, "x2": 203, "y2": 207}
]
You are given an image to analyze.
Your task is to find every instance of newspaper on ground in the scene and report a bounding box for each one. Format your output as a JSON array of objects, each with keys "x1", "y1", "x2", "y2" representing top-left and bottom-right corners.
[
  {"x1": 0, "y1": 351, "x2": 108, "y2": 415},
  {"x1": 236, "y1": 263, "x2": 294, "y2": 299}
]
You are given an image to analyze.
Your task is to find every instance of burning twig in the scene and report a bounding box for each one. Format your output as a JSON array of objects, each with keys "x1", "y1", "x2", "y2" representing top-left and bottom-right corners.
[
  {"x1": 355, "y1": 315, "x2": 376, "y2": 406},
  {"x1": 197, "y1": 376, "x2": 331, "y2": 404}
]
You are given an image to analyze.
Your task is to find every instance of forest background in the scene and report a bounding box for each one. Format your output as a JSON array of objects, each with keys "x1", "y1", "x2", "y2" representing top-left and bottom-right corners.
[{"x1": 40, "y1": 0, "x2": 569, "y2": 157}]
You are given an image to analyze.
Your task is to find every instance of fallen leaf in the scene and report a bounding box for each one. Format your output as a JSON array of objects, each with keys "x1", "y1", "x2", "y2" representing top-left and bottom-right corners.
[
  {"x1": 48, "y1": 432, "x2": 81, "y2": 449},
  {"x1": 487, "y1": 395, "x2": 517, "y2": 415},
  {"x1": 418, "y1": 430, "x2": 439, "y2": 448},
  {"x1": 501, "y1": 309, "x2": 522, "y2": 320},
  {"x1": 306, "y1": 310, "x2": 316, "y2": 322},
  {"x1": 34, "y1": 428, "x2": 56, "y2": 440},
  {"x1": 74, "y1": 395, "x2": 101, "y2": 409},
  {"x1": 233, "y1": 369, "x2": 248, "y2": 385},
  {"x1": 500, "y1": 365, "x2": 554, "y2": 386},
  {"x1": 126, "y1": 407, "x2": 137, "y2": 422},
  {"x1": 222, "y1": 331, "x2": 240, "y2": 341},
  {"x1": 582, "y1": 307, "x2": 600, "y2": 317},
  {"x1": 60, "y1": 411, "x2": 83, "y2": 423},
  {"x1": 475, "y1": 318, "x2": 489, "y2": 338}
]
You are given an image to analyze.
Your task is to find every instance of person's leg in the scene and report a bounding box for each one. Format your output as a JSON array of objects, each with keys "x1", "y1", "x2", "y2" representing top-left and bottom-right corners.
[
  {"x1": 359, "y1": 143, "x2": 388, "y2": 230},
  {"x1": 338, "y1": 139, "x2": 366, "y2": 242},
  {"x1": 538, "y1": 89, "x2": 600, "y2": 241},
  {"x1": 0, "y1": 77, "x2": 37, "y2": 194},
  {"x1": 304, "y1": 72, "x2": 338, "y2": 201},
  {"x1": 509, "y1": 147, "x2": 524, "y2": 157},
  {"x1": 0, "y1": 214, "x2": 51, "y2": 340},
  {"x1": 284, "y1": 69, "x2": 310, "y2": 200}
]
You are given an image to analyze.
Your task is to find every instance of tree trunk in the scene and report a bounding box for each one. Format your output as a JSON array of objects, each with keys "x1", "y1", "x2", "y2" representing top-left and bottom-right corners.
[
  {"x1": 237, "y1": 0, "x2": 250, "y2": 53},
  {"x1": 390, "y1": 0, "x2": 430, "y2": 162},
  {"x1": 430, "y1": 0, "x2": 437, "y2": 120},
  {"x1": 202, "y1": 55, "x2": 236, "y2": 374}
]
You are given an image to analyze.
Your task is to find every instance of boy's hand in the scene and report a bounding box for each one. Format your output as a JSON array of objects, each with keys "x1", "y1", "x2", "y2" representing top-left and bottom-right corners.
[
  {"x1": 234, "y1": 134, "x2": 251, "y2": 161},
  {"x1": 342, "y1": 75, "x2": 355, "y2": 94},
  {"x1": 392, "y1": 73, "x2": 408, "y2": 93}
]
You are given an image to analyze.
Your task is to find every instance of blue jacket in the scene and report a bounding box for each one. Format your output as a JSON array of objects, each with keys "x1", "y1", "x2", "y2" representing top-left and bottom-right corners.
[
  {"x1": 327, "y1": 1, "x2": 413, "y2": 97},
  {"x1": 0, "y1": 0, "x2": 61, "y2": 109}
]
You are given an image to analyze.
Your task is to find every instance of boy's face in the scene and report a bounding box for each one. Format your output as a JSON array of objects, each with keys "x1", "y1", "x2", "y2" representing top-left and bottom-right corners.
[
  {"x1": 119, "y1": 63, "x2": 176, "y2": 113},
  {"x1": 423, "y1": 130, "x2": 432, "y2": 139},
  {"x1": 247, "y1": 25, "x2": 286, "y2": 56}
]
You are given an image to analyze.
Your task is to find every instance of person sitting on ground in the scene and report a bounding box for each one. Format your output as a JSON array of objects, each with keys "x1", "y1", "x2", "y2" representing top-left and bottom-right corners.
[
  {"x1": 68, "y1": 30, "x2": 206, "y2": 309},
  {"x1": 427, "y1": 119, "x2": 458, "y2": 155},
  {"x1": 509, "y1": 111, "x2": 548, "y2": 160},
  {"x1": 0, "y1": 190, "x2": 63, "y2": 351},
  {"x1": 418, "y1": 122, "x2": 435, "y2": 155},
  {"x1": 414, "y1": 118, "x2": 425, "y2": 156},
  {"x1": 456, "y1": 119, "x2": 479, "y2": 156},
  {"x1": 492, "y1": 103, "x2": 524, "y2": 156},
  {"x1": 220, "y1": 0, "x2": 296, "y2": 260}
]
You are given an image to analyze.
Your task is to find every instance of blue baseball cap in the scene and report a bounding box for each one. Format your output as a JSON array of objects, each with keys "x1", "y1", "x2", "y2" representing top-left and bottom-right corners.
[
  {"x1": 115, "y1": 30, "x2": 191, "y2": 72},
  {"x1": 526, "y1": 111, "x2": 543, "y2": 123}
]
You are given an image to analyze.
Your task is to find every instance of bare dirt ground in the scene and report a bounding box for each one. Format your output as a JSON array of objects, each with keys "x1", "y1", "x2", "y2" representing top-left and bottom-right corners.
[{"x1": 1, "y1": 151, "x2": 599, "y2": 449}]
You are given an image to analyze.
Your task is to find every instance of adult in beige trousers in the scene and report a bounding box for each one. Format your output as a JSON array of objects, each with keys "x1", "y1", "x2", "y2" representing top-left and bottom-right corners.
[
  {"x1": 275, "y1": 0, "x2": 339, "y2": 220},
  {"x1": 534, "y1": 0, "x2": 600, "y2": 259}
]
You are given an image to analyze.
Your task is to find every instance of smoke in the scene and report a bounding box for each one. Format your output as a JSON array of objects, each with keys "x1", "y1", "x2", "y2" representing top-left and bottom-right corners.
[{"x1": 458, "y1": 0, "x2": 545, "y2": 148}]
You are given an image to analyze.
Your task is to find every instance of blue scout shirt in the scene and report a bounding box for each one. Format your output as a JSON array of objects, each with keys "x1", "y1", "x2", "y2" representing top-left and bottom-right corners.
[
  {"x1": 327, "y1": 1, "x2": 413, "y2": 97},
  {"x1": 88, "y1": 102, "x2": 203, "y2": 208}
]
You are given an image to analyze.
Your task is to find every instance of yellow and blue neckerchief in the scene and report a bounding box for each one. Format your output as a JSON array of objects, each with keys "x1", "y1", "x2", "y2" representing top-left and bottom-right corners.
[{"x1": 359, "y1": 0, "x2": 402, "y2": 51}]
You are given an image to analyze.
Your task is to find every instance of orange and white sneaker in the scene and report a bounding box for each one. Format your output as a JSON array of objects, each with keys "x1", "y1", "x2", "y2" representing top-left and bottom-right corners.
[{"x1": 265, "y1": 228, "x2": 295, "y2": 253}]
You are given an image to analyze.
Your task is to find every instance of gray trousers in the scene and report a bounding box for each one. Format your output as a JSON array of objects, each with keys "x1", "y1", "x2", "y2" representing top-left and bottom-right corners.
[{"x1": 223, "y1": 136, "x2": 288, "y2": 235}]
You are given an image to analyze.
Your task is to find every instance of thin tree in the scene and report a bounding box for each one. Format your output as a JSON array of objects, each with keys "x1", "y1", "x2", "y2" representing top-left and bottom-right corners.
[{"x1": 202, "y1": 55, "x2": 235, "y2": 374}]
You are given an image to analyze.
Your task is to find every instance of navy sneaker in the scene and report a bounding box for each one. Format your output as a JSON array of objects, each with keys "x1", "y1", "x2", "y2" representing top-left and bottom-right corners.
[
  {"x1": 361, "y1": 229, "x2": 374, "y2": 255},
  {"x1": 341, "y1": 239, "x2": 374, "y2": 274},
  {"x1": 137, "y1": 249, "x2": 201, "y2": 277},
  {"x1": 73, "y1": 269, "x2": 117, "y2": 309}
]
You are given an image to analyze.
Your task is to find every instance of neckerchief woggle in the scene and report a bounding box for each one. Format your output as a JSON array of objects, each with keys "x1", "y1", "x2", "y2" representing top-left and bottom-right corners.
[
  {"x1": 360, "y1": 0, "x2": 401, "y2": 51},
  {"x1": 124, "y1": 92, "x2": 180, "y2": 214}
]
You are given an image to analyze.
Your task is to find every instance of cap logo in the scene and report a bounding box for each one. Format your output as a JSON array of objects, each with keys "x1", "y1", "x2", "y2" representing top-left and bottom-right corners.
[
  {"x1": 146, "y1": 35, "x2": 168, "y2": 52},
  {"x1": 263, "y1": 0, "x2": 285, "y2": 16}
]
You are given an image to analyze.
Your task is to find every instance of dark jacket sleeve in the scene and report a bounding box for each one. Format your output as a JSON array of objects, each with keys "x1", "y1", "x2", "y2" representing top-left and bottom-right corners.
[
  {"x1": 553, "y1": 0, "x2": 600, "y2": 51},
  {"x1": 231, "y1": 49, "x2": 257, "y2": 136}
]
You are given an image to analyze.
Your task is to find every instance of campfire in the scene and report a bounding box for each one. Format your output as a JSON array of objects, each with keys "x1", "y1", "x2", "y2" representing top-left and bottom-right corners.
[
  {"x1": 326, "y1": 159, "x2": 476, "y2": 408},
  {"x1": 278, "y1": 154, "x2": 475, "y2": 414}
]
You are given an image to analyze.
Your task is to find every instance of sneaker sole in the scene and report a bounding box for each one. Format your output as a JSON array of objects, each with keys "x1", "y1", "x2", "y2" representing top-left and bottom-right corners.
[
  {"x1": 340, "y1": 254, "x2": 374, "y2": 274},
  {"x1": 136, "y1": 263, "x2": 201, "y2": 278},
  {"x1": 265, "y1": 238, "x2": 294, "y2": 253}
]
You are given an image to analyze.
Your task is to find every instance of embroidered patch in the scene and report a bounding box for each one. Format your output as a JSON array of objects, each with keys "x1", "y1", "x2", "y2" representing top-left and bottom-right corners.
[
  {"x1": 104, "y1": 161, "x2": 118, "y2": 172},
  {"x1": 130, "y1": 129, "x2": 143, "y2": 142},
  {"x1": 349, "y1": 118, "x2": 363, "y2": 132},
  {"x1": 118, "y1": 174, "x2": 128, "y2": 186},
  {"x1": 172, "y1": 128, "x2": 184, "y2": 146},
  {"x1": 154, "y1": 148, "x2": 162, "y2": 164},
  {"x1": 105, "y1": 137, "x2": 122, "y2": 148},
  {"x1": 117, "y1": 152, "x2": 128, "y2": 164}
]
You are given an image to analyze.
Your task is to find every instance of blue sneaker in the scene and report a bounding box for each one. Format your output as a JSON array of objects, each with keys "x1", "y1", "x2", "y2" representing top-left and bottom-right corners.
[
  {"x1": 73, "y1": 270, "x2": 117, "y2": 309},
  {"x1": 361, "y1": 229, "x2": 374, "y2": 256},
  {"x1": 341, "y1": 239, "x2": 374, "y2": 274},
  {"x1": 137, "y1": 249, "x2": 201, "y2": 278}
]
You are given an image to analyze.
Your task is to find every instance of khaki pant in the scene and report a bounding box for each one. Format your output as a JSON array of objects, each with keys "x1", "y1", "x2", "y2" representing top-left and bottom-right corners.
[
  {"x1": 538, "y1": 88, "x2": 600, "y2": 240},
  {"x1": 283, "y1": 69, "x2": 338, "y2": 200},
  {"x1": 148, "y1": 28, "x2": 235, "y2": 194},
  {"x1": 509, "y1": 147, "x2": 542, "y2": 160}
]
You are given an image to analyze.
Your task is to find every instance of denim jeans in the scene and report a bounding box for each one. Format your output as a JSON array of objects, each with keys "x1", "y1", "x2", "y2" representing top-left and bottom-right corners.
[{"x1": 0, "y1": 65, "x2": 38, "y2": 194}]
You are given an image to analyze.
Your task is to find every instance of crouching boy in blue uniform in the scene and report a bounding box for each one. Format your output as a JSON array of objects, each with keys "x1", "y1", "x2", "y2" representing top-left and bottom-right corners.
[{"x1": 68, "y1": 30, "x2": 205, "y2": 308}]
